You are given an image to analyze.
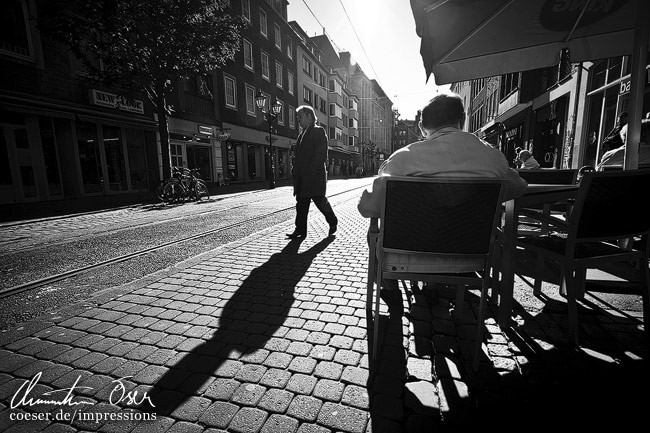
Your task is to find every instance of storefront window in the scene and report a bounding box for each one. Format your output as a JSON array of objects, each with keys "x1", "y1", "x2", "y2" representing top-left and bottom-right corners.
[
  {"x1": 103, "y1": 125, "x2": 127, "y2": 191},
  {"x1": 226, "y1": 141, "x2": 243, "y2": 181},
  {"x1": 76, "y1": 122, "x2": 103, "y2": 193},
  {"x1": 248, "y1": 144, "x2": 262, "y2": 180},
  {"x1": 126, "y1": 128, "x2": 146, "y2": 190},
  {"x1": 0, "y1": 128, "x2": 12, "y2": 186},
  {"x1": 38, "y1": 116, "x2": 62, "y2": 196}
]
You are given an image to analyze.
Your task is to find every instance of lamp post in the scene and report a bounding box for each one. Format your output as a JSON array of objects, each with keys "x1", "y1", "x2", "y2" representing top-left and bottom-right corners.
[{"x1": 255, "y1": 90, "x2": 282, "y2": 189}]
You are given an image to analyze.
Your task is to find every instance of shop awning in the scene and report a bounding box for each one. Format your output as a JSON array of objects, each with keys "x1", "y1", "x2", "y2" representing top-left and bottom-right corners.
[{"x1": 410, "y1": 0, "x2": 649, "y2": 169}]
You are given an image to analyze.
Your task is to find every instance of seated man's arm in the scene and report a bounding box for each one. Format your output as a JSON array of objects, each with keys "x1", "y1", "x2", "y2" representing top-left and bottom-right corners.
[{"x1": 357, "y1": 177, "x2": 384, "y2": 218}]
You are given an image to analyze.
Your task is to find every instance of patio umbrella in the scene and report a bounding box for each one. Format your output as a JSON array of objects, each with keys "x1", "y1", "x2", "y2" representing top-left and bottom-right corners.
[{"x1": 410, "y1": 0, "x2": 649, "y2": 169}]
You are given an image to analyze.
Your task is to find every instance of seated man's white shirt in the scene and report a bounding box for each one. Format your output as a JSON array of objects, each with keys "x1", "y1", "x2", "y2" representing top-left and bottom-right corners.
[{"x1": 357, "y1": 127, "x2": 527, "y2": 218}]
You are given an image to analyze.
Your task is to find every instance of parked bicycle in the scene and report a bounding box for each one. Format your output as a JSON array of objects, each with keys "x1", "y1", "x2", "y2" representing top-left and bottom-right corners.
[{"x1": 157, "y1": 166, "x2": 210, "y2": 203}]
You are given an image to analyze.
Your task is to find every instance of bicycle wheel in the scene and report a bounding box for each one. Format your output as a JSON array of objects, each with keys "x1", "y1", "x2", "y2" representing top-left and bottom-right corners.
[
  {"x1": 163, "y1": 180, "x2": 183, "y2": 203},
  {"x1": 194, "y1": 180, "x2": 210, "y2": 201},
  {"x1": 155, "y1": 181, "x2": 167, "y2": 202}
]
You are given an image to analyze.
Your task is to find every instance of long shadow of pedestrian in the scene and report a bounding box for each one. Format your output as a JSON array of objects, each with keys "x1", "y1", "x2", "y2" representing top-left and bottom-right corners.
[{"x1": 143, "y1": 236, "x2": 334, "y2": 416}]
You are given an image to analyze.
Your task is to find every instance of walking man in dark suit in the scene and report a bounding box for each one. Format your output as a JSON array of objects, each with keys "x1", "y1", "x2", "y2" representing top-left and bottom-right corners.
[{"x1": 287, "y1": 105, "x2": 338, "y2": 239}]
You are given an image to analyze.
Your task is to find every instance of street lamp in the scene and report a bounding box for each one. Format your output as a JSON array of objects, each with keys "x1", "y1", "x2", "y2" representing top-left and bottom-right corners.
[{"x1": 255, "y1": 90, "x2": 282, "y2": 189}]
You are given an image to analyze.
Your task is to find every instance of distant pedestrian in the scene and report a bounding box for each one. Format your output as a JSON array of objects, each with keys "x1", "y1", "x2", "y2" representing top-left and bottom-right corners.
[
  {"x1": 515, "y1": 149, "x2": 541, "y2": 169},
  {"x1": 287, "y1": 105, "x2": 338, "y2": 239}
]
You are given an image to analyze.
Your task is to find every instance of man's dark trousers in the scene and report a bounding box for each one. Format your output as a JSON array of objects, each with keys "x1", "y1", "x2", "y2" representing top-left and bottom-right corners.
[{"x1": 295, "y1": 196, "x2": 337, "y2": 235}]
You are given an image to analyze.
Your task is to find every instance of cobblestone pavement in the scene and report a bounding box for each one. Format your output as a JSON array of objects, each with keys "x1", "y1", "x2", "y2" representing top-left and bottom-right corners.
[{"x1": 1, "y1": 193, "x2": 649, "y2": 432}]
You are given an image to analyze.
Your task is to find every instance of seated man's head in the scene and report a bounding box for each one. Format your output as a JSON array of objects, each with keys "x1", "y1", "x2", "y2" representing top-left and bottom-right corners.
[{"x1": 419, "y1": 93, "x2": 465, "y2": 137}]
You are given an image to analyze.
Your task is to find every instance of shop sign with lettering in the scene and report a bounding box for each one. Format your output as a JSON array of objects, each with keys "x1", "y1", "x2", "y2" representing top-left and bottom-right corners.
[
  {"x1": 90, "y1": 89, "x2": 144, "y2": 114},
  {"x1": 198, "y1": 125, "x2": 214, "y2": 136}
]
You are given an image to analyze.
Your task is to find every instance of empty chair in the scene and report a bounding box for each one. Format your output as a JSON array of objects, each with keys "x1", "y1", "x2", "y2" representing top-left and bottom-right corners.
[{"x1": 516, "y1": 169, "x2": 650, "y2": 345}]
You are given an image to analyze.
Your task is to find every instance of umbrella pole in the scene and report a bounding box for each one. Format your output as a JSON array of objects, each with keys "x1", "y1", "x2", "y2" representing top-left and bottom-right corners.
[{"x1": 624, "y1": 0, "x2": 649, "y2": 170}]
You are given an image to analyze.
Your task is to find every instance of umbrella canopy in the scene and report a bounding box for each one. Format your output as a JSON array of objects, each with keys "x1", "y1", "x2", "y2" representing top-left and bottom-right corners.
[{"x1": 410, "y1": 0, "x2": 649, "y2": 169}]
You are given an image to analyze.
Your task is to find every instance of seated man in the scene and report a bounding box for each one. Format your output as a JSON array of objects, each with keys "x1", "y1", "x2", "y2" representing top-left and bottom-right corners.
[
  {"x1": 357, "y1": 93, "x2": 527, "y2": 310},
  {"x1": 597, "y1": 119, "x2": 650, "y2": 170}
]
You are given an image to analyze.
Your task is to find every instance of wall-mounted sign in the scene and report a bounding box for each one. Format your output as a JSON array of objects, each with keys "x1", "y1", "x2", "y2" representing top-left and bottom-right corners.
[
  {"x1": 198, "y1": 125, "x2": 214, "y2": 136},
  {"x1": 90, "y1": 89, "x2": 144, "y2": 114}
]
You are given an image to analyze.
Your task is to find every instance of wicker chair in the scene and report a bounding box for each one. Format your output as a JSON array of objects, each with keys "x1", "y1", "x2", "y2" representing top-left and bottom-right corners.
[
  {"x1": 516, "y1": 169, "x2": 650, "y2": 345},
  {"x1": 366, "y1": 177, "x2": 504, "y2": 371}
]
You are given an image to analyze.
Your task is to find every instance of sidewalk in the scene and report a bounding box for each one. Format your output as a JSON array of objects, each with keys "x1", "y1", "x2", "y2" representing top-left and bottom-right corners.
[
  {"x1": 1, "y1": 197, "x2": 648, "y2": 432},
  {"x1": 0, "y1": 179, "x2": 295, "y2": 224}
]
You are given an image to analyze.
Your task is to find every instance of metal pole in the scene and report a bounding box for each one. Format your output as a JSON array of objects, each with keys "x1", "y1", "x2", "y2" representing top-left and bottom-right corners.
[{"x1": 268, "y1": 116, "x2": 275, "y2": 189}]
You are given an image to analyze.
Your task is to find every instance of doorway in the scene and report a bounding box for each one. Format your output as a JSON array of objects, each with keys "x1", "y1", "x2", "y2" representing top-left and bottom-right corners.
[{"x1": 187, "y1": 145, "x2": 212, "y2": 182}]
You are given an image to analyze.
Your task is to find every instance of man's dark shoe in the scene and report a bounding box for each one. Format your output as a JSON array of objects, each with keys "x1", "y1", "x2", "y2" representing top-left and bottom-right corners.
[
  {"x1": 328, "y1": 224, "x2": 337, "y2": 237},
  {"x1": 286, "y1": 232, "x2": 306, "y2": 239}
]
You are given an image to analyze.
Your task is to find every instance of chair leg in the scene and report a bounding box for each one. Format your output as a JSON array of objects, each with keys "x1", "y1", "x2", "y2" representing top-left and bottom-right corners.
[
  {"x1": 472, "y1": 280, "x2": 489, "y2": 371},
  {"x1": 563, "y1": 266, "x2": 579, "y2": 346},
  {"x1": 534, "y1": 253, "x2": 544, "y2": 296},
  {"x1": 372, "y1": 268, "x2": 382, "y2": 360},
  {"x1": 639, "y1": 254, "x2": 650, "y2": 334},
  {"x1": 575, "y1": 266, "x2": 587, "y2": 300}
]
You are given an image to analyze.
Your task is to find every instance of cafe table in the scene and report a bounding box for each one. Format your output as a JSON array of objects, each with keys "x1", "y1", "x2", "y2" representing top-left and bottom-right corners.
[{"x1": 497, "y1": 183, "x2": 580, "y2": 326}]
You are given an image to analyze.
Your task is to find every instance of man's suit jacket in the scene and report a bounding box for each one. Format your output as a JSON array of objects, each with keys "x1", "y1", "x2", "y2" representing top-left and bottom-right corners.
[{"x1": 293, "y1": 123, "x2": 329, "y2": 197}]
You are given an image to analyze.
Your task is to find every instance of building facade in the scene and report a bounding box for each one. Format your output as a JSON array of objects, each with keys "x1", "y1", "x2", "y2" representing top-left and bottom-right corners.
[
  {"x1": 1, "y1": 0, "x2": 397, "y2": 205},
  {"x1": 452, "y1": 52, "x2": 650, "y2": 171},
  {"x1": 1, "y1": 0, "x2": 159, "y2": 205}
]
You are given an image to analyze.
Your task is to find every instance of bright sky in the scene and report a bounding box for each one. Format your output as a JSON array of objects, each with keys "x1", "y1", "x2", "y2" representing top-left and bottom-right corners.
[{"x1": 287, "y1": 0, "x2": 450, "y2": 120}]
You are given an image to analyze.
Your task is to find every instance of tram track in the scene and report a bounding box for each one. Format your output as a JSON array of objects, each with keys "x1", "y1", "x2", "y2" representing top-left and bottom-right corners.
[{"x1": 0, "y1": 185, "x2": 366, "y2": 300}]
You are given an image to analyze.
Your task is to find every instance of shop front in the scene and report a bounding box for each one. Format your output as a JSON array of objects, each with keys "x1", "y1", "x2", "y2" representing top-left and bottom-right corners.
[
  {"x1": 0, "y1": 89, "x2": 157, "y2": 205},
  {"x1": 222, "y1": 122, "x2": 292, "y2": 185},
  {"x1": 167, "y1": 118, "x2": 224, "y2": 184}
]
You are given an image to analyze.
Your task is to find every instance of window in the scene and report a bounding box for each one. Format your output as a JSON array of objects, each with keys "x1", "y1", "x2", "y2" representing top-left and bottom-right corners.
[
  {"x1": 302, "y1": 56, "x2": 312, "y2": 77},
  {"x1": 259, "y1": 9, "x2": 268, "y2": 37},
  {"x1": 303, "y1": 86, "x2": 313, "y2": 104},
  {"x1": 329, "y1": 103, "x2": 342, "y2": 118},
  {"x1": 320, "y1": 98, "x2": 327, "y2": 113},
  {"x1": 471, "y1": 78, "x2": 485, "y2": 99},
  {"x1": 499, "y1": 73, "x2": 519, "y2": 100},
  {"x1": 286, "y1": 38, "x2": 293, "y2": 59},
  {"x1": 261, "y1": 51, "x2": 270, "y2": 80},
  {"x1": 241, "y1": 0, "x2": 250, "y2": 22},
  {"x1": 224, "y1": 74, "x2": 237, "y2": 109},
  {"x1": 1, "y1": 0, "x2": 34, "y2": 60},
  {"x1": 243, "y1": 39, "x2": 253, "y2": 71},
  {"x1": 276, "y1": 99, "x2": 284, "y2": 125},
  {"x1": 245, "y1": 84, "x2": 256, "y2": 116},
  {"x1": 288, "y1": 105, "x2": 295, "y2": 128},
  {"x1": 275, "y1": 61, "x2": 283, "y2": 88},
  {"x1": 274, "y1": 24, "x2": 281, "y2": 50},
  {"x1": 287, "y1": 71, "x2": 294, "y2": 95}
]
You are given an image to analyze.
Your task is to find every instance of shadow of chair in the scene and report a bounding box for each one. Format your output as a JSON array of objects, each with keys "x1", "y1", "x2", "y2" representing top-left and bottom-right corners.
[
  {"x1": 366, "y1": 177, "x2": 504, "y2": 371},
  {"x1": 516, "y1": 169, "x2": 650, "y2": 345}
]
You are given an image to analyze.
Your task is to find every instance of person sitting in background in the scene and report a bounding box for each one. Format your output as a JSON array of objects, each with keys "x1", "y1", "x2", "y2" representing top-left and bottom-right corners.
[
  {"x1": 597, "y1": 119, "x2": 650, "y2": 170},
  {"x1": 515, "y1": 149, "x2": 541, "y2": 169},
  {"x1": 601, "y1": 112, "x2": 628, "y2": 153}
]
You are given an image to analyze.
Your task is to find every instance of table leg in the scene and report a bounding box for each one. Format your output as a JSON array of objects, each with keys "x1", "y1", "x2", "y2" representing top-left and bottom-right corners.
[{"x1": 498, "y1": 200, "x2": 516, "y2": 326}]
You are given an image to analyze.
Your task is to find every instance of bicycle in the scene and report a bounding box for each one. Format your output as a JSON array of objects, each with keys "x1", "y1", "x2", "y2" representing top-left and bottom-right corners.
[{"x1": 161, "y1": 166, "x2": 210, "y2": 203}]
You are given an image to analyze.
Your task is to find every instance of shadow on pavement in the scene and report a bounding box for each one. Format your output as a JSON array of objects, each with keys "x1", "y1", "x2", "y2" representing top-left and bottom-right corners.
[{"x1": 141, "y1": 236, "x2": 334, "y2": 416}]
